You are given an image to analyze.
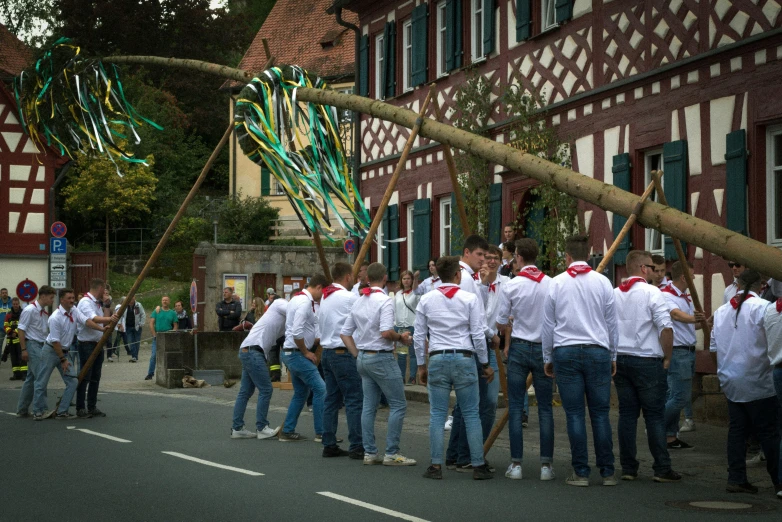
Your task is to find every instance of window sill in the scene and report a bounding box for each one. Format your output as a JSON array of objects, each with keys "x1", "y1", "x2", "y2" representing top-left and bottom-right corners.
[{"x1": 528, "y1": 24, "x2": 560, "y2": 42}]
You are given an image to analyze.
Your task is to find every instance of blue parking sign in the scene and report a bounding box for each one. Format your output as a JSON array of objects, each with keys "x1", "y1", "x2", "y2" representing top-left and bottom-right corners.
[{"x1": 50, "y1": 237, "x2": 67, "y2": 254}]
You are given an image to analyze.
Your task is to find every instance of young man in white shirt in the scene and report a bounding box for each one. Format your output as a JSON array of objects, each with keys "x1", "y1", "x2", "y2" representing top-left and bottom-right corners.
[
  {"x1": 710, "y1": 270, "x2": 780, "y2": 497},
  {"x1": 415, "y1": 256, "x2": 494, "y2": 480},
  {"x1": 613, "y1": 250, "x2": 681, "y2": 483},
  {"x1": 541, "y1": 234, "x2": 618, "y2": 486},
  {"x1": 661, "y1": 260, "x2": 705, "y2": 450},
  {"x1": 650, "y1": 254, "x2": 669, "y2": 288},
  {"x1": 280, "y1": 274, "x2": 328, "y2": 441},
  {"x1": 496, "y1": 238, "x2": 555, "y2": 481},
  {"x1": 230, "y1": 296, "x2": 287, "y2": 441},
  {"x1": 319, "y1": 262, "x2": 364, "y2": 459},
  {"x1": 351, "y1": 262, "x2": 369, "y2": 296},
  {"x1": 32, "y1": 288, "x2": 102, "y2": 420},
  {"x1": 15, "y1": 285, "x2": 56, "y2": 417},
  {"x1": 341, "y1": 262, "x2": 415, "y2": 467},
  {"x1": 722, "y1": 260, "x2": 746, "y2": 304}
]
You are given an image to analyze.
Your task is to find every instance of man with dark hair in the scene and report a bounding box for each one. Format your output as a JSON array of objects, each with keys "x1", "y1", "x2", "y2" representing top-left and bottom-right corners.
[
  {"x1": 3, "y1": 297, "x2": 24, "y2": 379},
  {"x1": 459, "y1": 235, "x2": 490, "y2": 295},
  {"x1": 352, "y1": 262, "x2": 370, "y2": 296},
  {"x1": 542, "y1": 234, "x2": 619, "y2": 486},
  {"x1": 16, "y1": 285, "x2": 56, "y2": 416},
  {"x1": 651, "y1": 254, "x2": 669, "y2": 288},
  {"x1": 216, "y1": 287, "x2": 242, "y2": 331},
  {"x1": 280, "y1": 274, "x2": 328, "y2": 441},
  {"x1": 723, "y1": 260, "x2": 747, "y2": 304},
  {"x1": 501, "y1": 223, "x2": 515, "y2": 247},
  {"x1": 319, "y1": 262, "x2": 363, "y2": 459}
]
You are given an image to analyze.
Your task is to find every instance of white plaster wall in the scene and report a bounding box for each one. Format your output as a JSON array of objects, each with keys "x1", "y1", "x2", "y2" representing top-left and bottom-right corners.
[
  {"x1": 575, "y1": 135, "x2": 594, "y2": 178},
  {"x1": 684, "y1": 103, "x2": 702, "y2": 175},
  {"x1": 0, "y1": 259, "x2": 49, "y2": 298},
  {"x1": 603, "y1": 126, "x2": 620, "y2": 186},
  {"x1": 709, "y1": 95, "x2": 735, "y2": 166}
]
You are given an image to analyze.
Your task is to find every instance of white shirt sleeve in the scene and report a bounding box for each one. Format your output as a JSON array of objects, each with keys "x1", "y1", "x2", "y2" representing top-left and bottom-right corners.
[
  {"x1": 290, "y1": 302, "x2": 308, "y2": 340},
  {"x1": 379, "y1": 298, "x2": 395, "y2": 332},
  {"x1": 413, "y1": 301, "x2": 428, "y2": 365},
  {"x1": 603, "y1": 281, "x2": 618, "y2": 360},
  {"x1": 650, "y1": 290, "x2": 673, "y2": 332},
  {"x1": 541, "y1": 284, "x2": 557, "y2": 363},
  {"x1": 48, "y1": 316, "x2": 63, "y2": 345},
  {"x1": 340, "y1": 309, "x2": 357, "y2": 337},
  {"x1": 469, "y1": 298, "x2": 489, "y2": 364},
  {"x1": 73, "y1": 306, "x2": 91, "y2": 325},
  {"x1": 709, "y1": 325, "x2": 718, "y2": 352},
  {"x1": 496, "y1": 284, "x2": 511, "y2": 327},
  {"x1": 77, "y1": 299, "x2": 98, "y2": 321}
]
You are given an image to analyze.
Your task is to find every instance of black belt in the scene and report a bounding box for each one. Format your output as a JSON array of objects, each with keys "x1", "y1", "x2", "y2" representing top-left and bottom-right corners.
[
  {"x1": 245, "y1": 345, "x2": 267, "y2": 359},
  {"x1": 360, "y1": 350, "x2": 393, "y2": 354},
  {"x1": 673, "y1": 345, "x2": 696, "y2": 352},
  {"x1": 429, "y1": 349, "x2": 473, "y2": 358},
  {"x1": 325, "y1": 347, "x2": 348, "y2": 354},
  {"x1": 511, "y1": 337, "x2": 536, "y2": 344}
]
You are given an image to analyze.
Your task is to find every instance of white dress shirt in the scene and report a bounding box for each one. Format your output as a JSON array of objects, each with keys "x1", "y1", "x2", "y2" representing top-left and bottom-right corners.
[
  {"x1": 318, "y1": 284, "x2": 356, "y2": 349},
  {"x1": 241, "y1": 298, "x2": 288, "y2": 356},
  {"x1": 541, "y1": 261, "x2": 618, "y2": 363},
  {"x1": 283, "y1": 289, "x2": 319, "y2": 349},
  {"x1": 613, "y1": 277, "x2": 673, "y2": 358},
  {"x1": 496, "y1": 265, "x2": 552, "y2": 343},
  {"x1": 723, "y1": 279, "x2": 739, "y2": 305},
  {"x1": 17, "y1": 300, "x2": 50, "y2": 343},
  {"x1": 341, "y1": 287, "x2": 395, "y2": 351},
  {"x1": 47, "y1": 305, "x2": 90, "y2": 348},
  {"x1": 413, "y1": 283, "x2": 488, "y2": 365},
  {"x1": 458, "y1": 260, "x2": 481, "y2": 296},
  {"x1": 763, "y1": 299, "x2": 782, "y2": 366},
  {"x1": 710, "y1": 292, "x2": 776, "y2": 402},
  {"x1": 413, "y1": 275, "x2": 442, "y2": 296},
  {"x1": 394, "y1": 290, "x2": 419, "y2": 328},
  {"x1": 76, "y1": 292, "x2": 103, "y2": 342},
  {"x1": 661, "y1": 284, "x2": 697, "y2": 346},
  {"x1": 479, "y1": 274, "x2": 509, "y2": 337}
]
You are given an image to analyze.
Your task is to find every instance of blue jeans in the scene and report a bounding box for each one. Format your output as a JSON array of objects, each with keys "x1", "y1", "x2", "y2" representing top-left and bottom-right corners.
[
  {"x1": 614, "y1": 355, "x2": 671, "y2": 475},
  {"x1": 428, "y1": 353, "x2": 484, "y2": 466},
  {"x1": 356, "y1": 351, "x2": 407, "y2": 456},
  {"x1": 147, "y1": 337, "x2": 158, "y2": 378},
  {"x1": 508, "y1": 340, "x2": 554, "y2": 464},
  {"x1": 394, "y1": 326, "x2": 417, "y2": 383},
  {"x1": 446, "y1": 349, "x2": 499, "y2": 464},
  {"x1": 553, "y1": 345, "x2": 615, "y2": 478},
  {"x1": 773, "y1": 368, "x2": 782, "y2": 484},
  {"x1": 322, "y1": 349, "x2": 363, "y2": 451},
  {"x1": 664, "y1": 348, "x2": 695, "y2": 437},
  {"x1": 232, "y1": 348, "x2": 273, "y2": 431},
  {"x1": 282, "y1": 350, "x2": 325, "y2": 434},
  {"x1": 17, "y1": 340, "x2": 45, "y2": 414},
  {"x1": 77, "y1": 341, "x2": 103, "y2": 411},
  {"x1": 33, "y1": 344, "x2": 78, "y2": 415},
  {"x1": 125, "y1": 328, "x2": 142, "y2": 359}
]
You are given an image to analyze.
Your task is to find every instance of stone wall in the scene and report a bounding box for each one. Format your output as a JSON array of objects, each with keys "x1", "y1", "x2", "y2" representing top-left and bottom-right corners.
[{"x1": 155, "y1": 331, "x2": 248, "y2": 388}]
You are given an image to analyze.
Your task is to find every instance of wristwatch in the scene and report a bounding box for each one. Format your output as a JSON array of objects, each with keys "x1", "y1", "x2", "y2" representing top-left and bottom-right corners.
[{"x1": 481, "y1": 362, "x2": 490, "y2": 370}]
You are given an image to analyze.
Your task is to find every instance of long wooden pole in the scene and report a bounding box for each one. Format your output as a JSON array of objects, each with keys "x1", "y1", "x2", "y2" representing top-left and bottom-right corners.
[
  {"x1": 312, "y1": 231, "x2": 332, "y2": 283},
  {"x1": 483, "y1": 345, "x2": 509, "y2": 455},
  {"x1": 350, "y1": 88, "x2": 434, "y2": 281}
]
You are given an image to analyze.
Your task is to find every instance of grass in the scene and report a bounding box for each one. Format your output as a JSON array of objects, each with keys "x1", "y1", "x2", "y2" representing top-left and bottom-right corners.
[{"x1": 106, "y1": 271, "x2": 190, "y2": 313}]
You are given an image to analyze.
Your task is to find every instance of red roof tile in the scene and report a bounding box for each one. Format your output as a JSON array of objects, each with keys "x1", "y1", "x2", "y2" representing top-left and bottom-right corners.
[{"x1": 0, "y1": 24, "x2": 33, "y2": 77}]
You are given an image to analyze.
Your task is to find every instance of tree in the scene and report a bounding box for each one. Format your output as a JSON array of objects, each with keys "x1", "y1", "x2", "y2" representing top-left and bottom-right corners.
[{"x1": 0, "y1": 0, "x2": 55, "y2": 48}]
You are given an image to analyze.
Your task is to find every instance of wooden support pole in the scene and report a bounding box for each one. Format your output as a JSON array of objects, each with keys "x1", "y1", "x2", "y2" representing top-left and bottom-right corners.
[
  {"x1": 312, "y1": 231, "x2": 332, "y2": 283},
  {"x1": 484, "y1": 330, "x2": 510, "y2": 455},
  {"x1": 431, "y1": 95, "x2": 471, "y2": 237},
  {"x1": 351, "y1": 87, "x2": 434, "y2": 281}
]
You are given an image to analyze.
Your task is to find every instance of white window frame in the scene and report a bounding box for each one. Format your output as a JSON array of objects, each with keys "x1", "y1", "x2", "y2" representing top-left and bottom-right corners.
[
  {"x1": 644, "y1": 149, "x2": 665, "y2": 255},
  {"x1": 541, "y1": 0, "x2": 557, "y2": 32},
  {"x1": 402, "y1": 19, "x2": 413, "y2": 92},
  {"x1": 440, "y1": 198, "x2": 452, "y2": 256},
  {"x1": 767, "y1": 124, "x2": 782, "y2": 246},
  {"x1": 407, "y1": 204, "x2": 415, "y2": 269},
  {"x1": 471, "y1": 0, "x2": 484, "y2": 62},
  {"x1": 375, "y1": 34, "x2": 384, "y2": 99},
  {"x1": 274, "y1": 180, "x2": 285, "y2": 195},
  {"x1": 436, "y1": 1, "x2": 447, "y2": 77},
  {"x1": 377, "y1": 211, "x2": 386, "y2": 261}
]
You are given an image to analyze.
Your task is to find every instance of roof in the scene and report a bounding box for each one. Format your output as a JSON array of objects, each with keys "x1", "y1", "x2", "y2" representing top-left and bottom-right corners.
[
  {"x1": 0, "y1": 24, "x2": 33, "y2": 78},
  {"x1": 227, "y1": 0, "x2": 357, "y2": 89}
]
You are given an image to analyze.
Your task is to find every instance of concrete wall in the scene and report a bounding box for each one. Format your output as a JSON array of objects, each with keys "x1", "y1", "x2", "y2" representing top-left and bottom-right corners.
[
  {"x1": 0, "y1": 257, "x2": 49, "y2": 298},
  {"x1": 155, "y1": 331, "x2": 248, "y2": 388}
]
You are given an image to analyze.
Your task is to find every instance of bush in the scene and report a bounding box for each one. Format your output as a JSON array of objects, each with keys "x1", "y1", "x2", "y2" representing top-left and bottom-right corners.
[{"x1": 216, "y1": 194, "x2": 279, "y2": 244}]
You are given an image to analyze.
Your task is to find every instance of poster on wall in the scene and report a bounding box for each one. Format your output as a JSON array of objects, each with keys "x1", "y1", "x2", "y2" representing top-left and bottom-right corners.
[{"x1": 223, "y1": 274, "x2": 248, "y2": 309}]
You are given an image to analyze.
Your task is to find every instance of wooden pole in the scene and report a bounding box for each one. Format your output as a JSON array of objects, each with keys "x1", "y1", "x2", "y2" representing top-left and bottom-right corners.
[
  {"x1": 596, "y1": 178, "x2": 658, "y2": 273},
  {"x1": 431, "y1": 95, "x2": 471, "y2": 237},
  {"x1": 350, "y1": 87, "x2": 434, "y2": 281},
  {"x1": 483, "y1": 329, "x2": 511, "y2": 455},
  {"x1": 312, "y1": 231, "x2": 332, "y2": 282}
]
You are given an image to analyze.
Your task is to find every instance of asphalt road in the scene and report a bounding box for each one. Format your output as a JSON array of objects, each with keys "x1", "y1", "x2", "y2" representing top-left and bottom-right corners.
[{"x1": 1, "y1": 386, "x2": 779, "y2": 521}]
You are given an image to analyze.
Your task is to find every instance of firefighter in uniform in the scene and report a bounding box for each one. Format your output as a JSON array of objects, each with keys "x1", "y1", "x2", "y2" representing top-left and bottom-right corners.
[{"x1": 3, "y1": 298, "x2": 27, "y2": 380}]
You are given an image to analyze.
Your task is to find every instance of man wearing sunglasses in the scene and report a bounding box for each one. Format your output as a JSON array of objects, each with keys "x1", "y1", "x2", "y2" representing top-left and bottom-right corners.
[{"x1": 723, "y1": 261, "x2": 746, "y2": 305}]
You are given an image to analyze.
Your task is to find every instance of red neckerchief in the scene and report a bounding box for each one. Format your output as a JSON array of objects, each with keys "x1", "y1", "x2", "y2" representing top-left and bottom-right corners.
[
  {"x1": 361, "y1": 288, "x2": 383, "y2": 297},
  {"x1": 776, "y1": 298, "x2": 782, "y2": 313},
  {"x1": 472, "y1": 272, "x2": 480, "y2": 281},
  {"x1": 294, "y1": 291, "x2": 315, "y2": 312},
  {"x1": 431, "y1": 277, "x2": 440, "y2": 283},
  {"x1": 661, "y1": 285, "x2": 691, "y2": 303},
  {"x1": 403, "y1": 289, "x2": 412, "y2": 294},
  {"x1": 34, "y1": 301, "x2": 49, "y2": 316},
  {"x1": 566, "y1": 264, "x2": 592, "y2": 277},
  {"x1": 730, "y1": 293, "x2": 754, "y2": 309},
  {"x1": 619, "y1": 277, "x2": 647, "y2": 292},
  {"x1": 518, "y1": 266, "x2": 544, "y2": 283},
  {"x1": 321, "y1": 285, "x2": 339, "y2": 299},
  {"x1": 488, "y1": 282, "x2": 497, "y2": 293},
  {"x1": 437, "y1": 286, "x2": 459, "y2": 299},
  {"x1": 64, "y1": 311, "x2": 74, "y2": 323}
]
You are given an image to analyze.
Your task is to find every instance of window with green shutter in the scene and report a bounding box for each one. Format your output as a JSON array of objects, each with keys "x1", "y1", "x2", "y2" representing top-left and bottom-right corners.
[
  {"x1": 359, "y1": 34, "x2": 369, "y2": 96},
  {"x1": 488, "y1": 182, "x2": 502, "y2": 246},
  {"x1": 555, "y1": 0, "x2": 573, "y2": 24},
  {"x1": 662, "y1": 140, "x2": 688, "y2": 259},
  {"x1": 445, "y1": 0, "x2": 463, "y2": 72},
  {"x1": 450, "y1": 193, "x2": 463, "y2": 255},
  {"x1": 611, "y1": 153, "x2": 632, "y2": 265},
  {"x1": 411, "y1": 4, "x2": 428, "y2": 87},
  {"x1": 483, "y1": 0, "x2": 495, "y2": 56},
  {"x1": 516, "y1": 0, "x2": 531, "y2": 41},
  {"x1": 412, "y1": 199, "x2": 431, "y2": 272},
  {"x1": 261, "y1": 166, "x2": 271, "y2": 196},
  {"x1": 383, "y1": 22, "x2": 397, "y2": 99},
  {"x1": 725, "y1": 129, "x2": 748, "y2": 235},
  {"x1": 388, "y1": 203, "x2": 400, "y2": 280}
]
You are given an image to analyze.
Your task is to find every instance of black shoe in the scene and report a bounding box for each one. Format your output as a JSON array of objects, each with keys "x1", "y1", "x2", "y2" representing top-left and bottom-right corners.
[
  {"x1": 726, "y1": 482, "x2": 758, "y2": 494},
  {"x1": 322, "y1": 446, "x2": 349, "y2": 458},
  {"x1": 349, "y1": 449, "x2": 365, "y2": 460},
  {"x1": 88, "y1": 408, "x2": 106, "y2": 418},
  {"x1": 667, "y1": 438, "x2": 693, "y2": 450},
  {"x1": 445, "y1": 459, "x2": 457, "y2": 470},
  {"x1": 654, "y1": 470, "x2": 682, "y2": 482},
  {"x1": 423, "y1": 465, "x2": 442, "y2": 479},
  {"x1": 279, "y1": 431, "x2": 307, "y2": 442},
  {"x1": 144, "y1": 375, "x2": 153, "y2": 381},
  {"x1": 522, "y1": 414, "x2": 529, "y2": 427},
  {"x1": 473, "y1": 464, "x2": 494, "y2": 480},
  {"x1": 484, "y1": 458, "x2": 496, "y2": 473},
  {"x1": 455, "y1": 463, "x2": 472, "y2": 473}
]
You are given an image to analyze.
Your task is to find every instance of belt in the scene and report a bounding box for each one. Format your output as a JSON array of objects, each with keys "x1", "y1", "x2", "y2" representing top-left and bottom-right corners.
[
  {"x1": 360, "y1": 350, "x2": 393, "y2": 354},
  {"x1": 673, "y1": 345, "x2": 696, "y2": 352},
  {"x1": 429, "y1": 349, "x2": 473, "y2": 358},
  {"x1": 511, "y1": 337, "x2": 537, "y2": 344},
  {"x1": 244, "y1": 345, "x2": 267, "y2": 359},
  {"x1": 282, "y1": 348, "x2": 297, "y2": 353}
]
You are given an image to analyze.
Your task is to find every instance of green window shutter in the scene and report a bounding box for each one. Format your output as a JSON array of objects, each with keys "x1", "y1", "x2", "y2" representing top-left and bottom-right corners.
[
  {"x1": 555, "y1": 0, "x2": 573, "y2": 24},
  {"x1": 450, "y1": 193, "x2": 463, "y2": 255},
  {"x1": 725, "y1": 129, "x2": 748, "y2": 235},
  {"x1": 412, "y1": 198, "x2": 431, "y2": 272},
  {"x1": 359, "y1": 34, "x2": 369, "y2": 96},
  {"x1": 611, "y1": 153, "x2": 632, "y2": 265},
  {"x1": 261, "y1": 166, "x2": 271, "y2": 196},
  {"x1": 445, "y1": 0, "x2": 463, "y2": 71},
  {"x1": 488, "y1": 182, "x2": 502, "y2": 246},
  {"x1": 483, "y1": 0, "x2": 495, "y2": 55},
  {"x1": 383, "y1": 22, "x2": 396, "y2": 98},
  {"x1": 411, "y1": 4, "x2": 428, "y2": 87},
  {"x1": 382, "y1": 207, "x2": 390, "y2": 267},
  {"x1": 388, "y1": 203, "x2": 400, "y2": 280},
  {"x1": 516, "y1": 0, "x2": 531, "y2": 41},
  {"x1": 662, "y1": 140, "x2": 688, "y2": 260}
]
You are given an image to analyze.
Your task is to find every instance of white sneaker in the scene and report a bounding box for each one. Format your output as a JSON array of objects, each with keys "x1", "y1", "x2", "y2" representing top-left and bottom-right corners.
[
  {"x1": 746, "y1": 451, "x2": 766, "y2": 466},
  {"x1": 363, "y1": 453, "x2": 383, "y2": 465},
  {"x1": 540, "y1": 465, "x2": 555, "y2": 481},
  {"x1": 505, "y1": 463, "x2": 522, "y2": 480},
  {"x1": 231, "y1": 427, "x2": 256, "y2": 439},
  {"x1": 444, "y1": 415, "x2": 453, "y2": 431},
  {"x1": 257, "y1": 425, "x2": 281, "y2": 440},
  {"x1": 679, "y1": 418, "x2": 696, "y2": 433},
  {"x1": 383, "y1": 453, "x2": 417, "y2": 466}
]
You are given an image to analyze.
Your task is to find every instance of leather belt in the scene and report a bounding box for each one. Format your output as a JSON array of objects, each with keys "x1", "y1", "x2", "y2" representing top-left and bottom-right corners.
[
  {"x1": 360, "y1": 350, "x2": 393, "y2": 354},
  {"x1": 511, "y1": 337, "x2": 536, "y2": 344},
  {"x1": 429, "y1": 349, "x2": 473, "y2": 358},
  {"x1": 673, "y1": 345, "x2": 696, "y2": 352}
]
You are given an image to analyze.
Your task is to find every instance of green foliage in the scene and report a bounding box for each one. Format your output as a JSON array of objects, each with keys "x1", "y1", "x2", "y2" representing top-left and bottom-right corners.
[
  {"x1": 168, "y1": 216, "x2": 211, "y2": 248},
  {"x1": 215, "y1": 193, "x2": 280, "y2": 245},
  {"x1": 108, "y1": 270, "x2": 190, "y2": 313},
  {"x1": 0, "y1": 0, "x2": 55, "y2": 47}
]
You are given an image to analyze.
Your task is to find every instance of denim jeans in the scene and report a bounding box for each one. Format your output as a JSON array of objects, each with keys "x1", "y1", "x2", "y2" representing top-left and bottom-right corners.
[
  {"x1": 446, "y1": 349, "x2": 499, "y2": 464},
  {"x1": 282, "y1": 350, "x2": 325, "y2": 434},
  {"x1": 33, "y1": 344, "x2": 78, "y2": 415},
  {"x1": 76, "y1": 341, "x2": 103, "y2": 411},
  {"x1": 147, "y1": 337, "x2": 158, "y2": 378},
  {"x1": 726, "y1": 396, "x2": 780, "y2": 485},
  {"x1": 322, "y1": 349, "x2": 363, "y2": 451},
  {"x1": 394, "y1": 326, "x2": 417, "y2": 383},
  {"x1": 614, "y1": 355, "x2": 671, "y2": 476},
  {"x1": 427, "y1": 353, "x2": 484, "y2": 466},
  {"x1": 664, "y1": 348, "x2": 695, "y2": 437},
  {"x1": 775, "y1": 368, "x2": 782, "y2": 484},
  {"x1": 356, "y1": 351, "x2": 407, "y2": 456},
  {"x1": 507, "y1": 340, "x2": 554, "y2": 464},
  {"x1": 553, "y1": 345, "x2": 615, "y2": 478},
  {"x1": 17, "y1": 339, "x2": 45, "y2": 414},
  {"x1": 232, "y1": 348, "x2": 273, "y2": 431},
  {"x1": 125, "y1": 328, "x2": 142, "y2": 359}
]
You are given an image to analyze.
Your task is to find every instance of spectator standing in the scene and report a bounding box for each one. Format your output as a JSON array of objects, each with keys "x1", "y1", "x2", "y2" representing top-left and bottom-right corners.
[
  {"x1": 0, "y1": 288, "x2": 11, "y2": 356},
  {"x1": 413, "y1": 258, "x2": 441, "y2": 296},
  {"x1": 394, "y1": 270, "x2": 419, "y2": 385},
  {"x1": 216, "y1": 287, "x2": 242, "y2": 331},
  {"x1": 264, "y1": 288, "x2": 276, "y2": 307},
  {"x1": 116, "y1": 297, "x2": 145, "y2": 363},
  {"x1": 723, "y1": 261, "x2": 747, "y2": 304},
  {"x1": 16, "y1": 286, "x2": 56, "y2": 416},
  {"x1": 3, "y1": 298, "x2": 25, "y2": 379},
  {"x1": 499, "y1": 242, "x2": 516, "y2": 278},
  {"x1": 146, "y1": 296, "x2": 178, "y2": 380},
  {"x1": 500, "y1": 223, "x2": 516, "y2": 248},
  {"x1": 175, "y1": 300, "x2": 193, "y2": 331},
  {"x1": 351, "y1": 262, "x2": 369, "y2": 296}
]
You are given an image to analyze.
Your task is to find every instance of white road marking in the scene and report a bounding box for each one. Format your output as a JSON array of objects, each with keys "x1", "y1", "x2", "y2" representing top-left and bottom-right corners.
[
  {"x1": 1, "y1": 410, "x2": 16, "y2": 416},
  {"x1": 161, "y1": 451, "x2": 264, "y2": 476},
  {"x1": 317, "y1": 492, "x2": 430, "y2": 522},
  {"x1": 67, "y1": 426, "x2": 76, "y2": 429},
  {"x1": 74, "y1": 428, "x2": 132, "y2": 443}
]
